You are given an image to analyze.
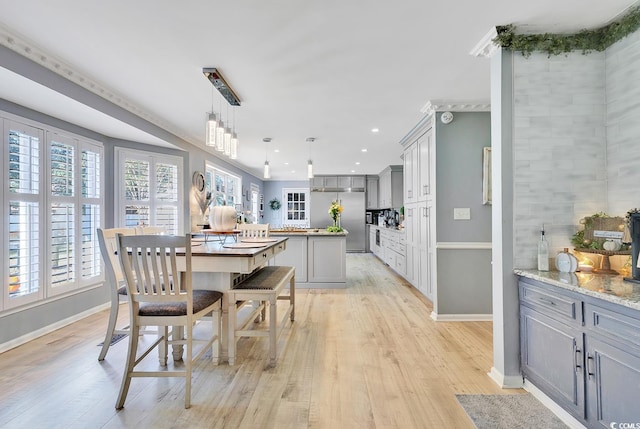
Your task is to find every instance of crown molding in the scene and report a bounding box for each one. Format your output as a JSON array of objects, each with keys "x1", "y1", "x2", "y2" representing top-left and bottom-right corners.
[
  {"x1": 420, "y1": 100, "x2": 491, "y2": 115},
  {"x1": 0, "y1": 22, "x2": 199, "y2": 147},
  {"x1": 470, "y1": 26, "x2": 499, "y2": 58}
]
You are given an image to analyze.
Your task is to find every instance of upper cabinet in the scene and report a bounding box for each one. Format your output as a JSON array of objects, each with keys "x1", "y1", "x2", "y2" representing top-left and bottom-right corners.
[
  {"x1": 378, "y1": 165, "x2": 403, "y2": 208},
  {"x1": 310, "y1": 175, "x2": 365, "y2": 191},
  {"x1": 404, "y1": 127, "x2": 433, "y2": 203},
  {"x1": 366, "y1": 176, "x2": 379, "y2": 209}
]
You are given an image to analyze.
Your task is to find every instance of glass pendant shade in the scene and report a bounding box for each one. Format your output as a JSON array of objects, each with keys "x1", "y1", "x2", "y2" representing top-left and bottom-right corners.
[
  {"x1": 230, "y1": 134, "x2": 238, "y2": 159},
  {"x1": 205, "y1": 113, "x2": 218, "y2": 147},
  {"x1": 307, "y1": 160, "x2": 314, "y2": 178},
  {"x1": 215, "y1": 120, "x2": 225, "y2": 152},
  {"x1": 223, "y1": 127, "x2": 232, "y2": 156},
  {"x1": 263, "y1": 161, "x2": 270, "y2": 179}
]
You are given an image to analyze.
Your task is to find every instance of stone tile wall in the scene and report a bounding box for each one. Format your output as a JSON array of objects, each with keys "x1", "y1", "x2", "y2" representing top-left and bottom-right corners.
[
  {"x1": 512, "y1": 52, "x2": 607, "y2": 268},
  {"x1": 606, "y1": 30, "x2": 640, "y2": 216}
]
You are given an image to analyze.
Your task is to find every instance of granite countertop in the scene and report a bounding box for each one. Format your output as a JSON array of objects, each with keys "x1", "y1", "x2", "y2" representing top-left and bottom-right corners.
[
  {"x1": 269, "y1": 229, "x2": 349, "y2": 236},
  {"x1": 515, "y1": 269, "x2": 640, "y2": 311}
]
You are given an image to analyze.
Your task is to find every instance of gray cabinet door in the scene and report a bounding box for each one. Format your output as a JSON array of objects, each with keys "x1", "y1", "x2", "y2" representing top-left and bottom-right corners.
[
  {"x1": 585, "y1": 336, "x2": 640, "y2": 428},
  {"x1": 520, "y1": 306, "x2": 585, "y2": 419}
]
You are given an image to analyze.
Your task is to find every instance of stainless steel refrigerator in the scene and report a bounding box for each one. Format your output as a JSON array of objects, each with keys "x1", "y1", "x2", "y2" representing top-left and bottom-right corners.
[{"x1": 310, "y1": 191, "x2": 366, "y2": 252}]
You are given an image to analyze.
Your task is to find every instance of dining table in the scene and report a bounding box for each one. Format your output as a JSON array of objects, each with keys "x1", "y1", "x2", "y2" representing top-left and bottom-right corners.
[{"x1": 173, "y1": 235, "x2": 289, "y2": 362}]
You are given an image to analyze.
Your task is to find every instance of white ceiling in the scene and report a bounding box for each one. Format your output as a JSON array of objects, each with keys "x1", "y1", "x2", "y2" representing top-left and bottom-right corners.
[{"x1": 0, "y1": 0, "x2": 637, "y2": 180}]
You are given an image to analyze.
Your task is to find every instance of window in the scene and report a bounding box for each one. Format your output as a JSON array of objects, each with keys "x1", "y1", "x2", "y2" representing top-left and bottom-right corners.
[
  {"x1": 250, "y1": 184, "x2": 260, "y2": 224},
  {"x1": 115, "y1": 148, "x2": 182, "y2": 235},
  {"x1": 2, "y1": 116, "x2": 104, "y2": 310},
  {"x1": 281, "y1": 188, "x2": 309, "y2": 227},
  {"x1": 205, "y1": 163, "x2": 241, "y2": 208}
]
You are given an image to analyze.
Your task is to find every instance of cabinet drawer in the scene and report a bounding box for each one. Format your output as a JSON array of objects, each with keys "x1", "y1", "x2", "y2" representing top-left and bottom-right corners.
[
  {"x1": 585, "y1": 303, "x2": 640, "y2": 350},
  {"x1": 519, "y1": 280, "x2": 582, "y2": 324}
]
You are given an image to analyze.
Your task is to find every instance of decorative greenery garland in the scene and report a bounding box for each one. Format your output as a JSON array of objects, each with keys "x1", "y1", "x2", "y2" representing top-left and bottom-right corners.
[
  {"x1": 268, "y1": 198, "x2": 281, "y2": 211},
  {"x1": 494, "y1": 6, "x2": 640, "y2": 57}
]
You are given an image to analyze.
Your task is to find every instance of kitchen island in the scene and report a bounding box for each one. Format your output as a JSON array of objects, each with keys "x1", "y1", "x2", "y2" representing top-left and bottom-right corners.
[{"x1": 269, "y1": 229, "x2": 348, "y2": 288}]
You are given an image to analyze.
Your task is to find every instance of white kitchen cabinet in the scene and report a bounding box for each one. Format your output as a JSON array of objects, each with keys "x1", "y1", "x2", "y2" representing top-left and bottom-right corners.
[
  {"x1": 378, "y1": 165, "x2": 403, "y2": 209},
  {"x1": 417, "y1": 128, "x2": 434, "y2": 201},
  {"x1": 372, "y1": 226, "x2": 406, "y2": 276},
  {"x1": 404, "y1": 142, "x2": 417, "y2": 204},
  {"x1": 366, "y1": 176, "x2": 379, "y2": 209},
  {"x1": 402, "y1": 117, "x2": 435, "y2": 301}
]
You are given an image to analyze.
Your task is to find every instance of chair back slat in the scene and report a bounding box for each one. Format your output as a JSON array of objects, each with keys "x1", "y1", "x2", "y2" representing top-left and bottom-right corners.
[
  {"x1": 239, "y1": 223, "x2": 270, "y2": 238},
  {"x1": 116, "y1": 234, "x2": 192, "y2": 304}
]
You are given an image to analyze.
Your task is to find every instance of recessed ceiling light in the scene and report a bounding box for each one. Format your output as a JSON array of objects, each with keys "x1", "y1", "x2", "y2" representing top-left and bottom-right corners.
[
  {"x1": 351, "y1": 170, "x2": 356, "y2": 173},
  {"x1": 355, "y1": 162, "x2": 360, "y2": 165},
  {"x1": 274, "y1": 149, "x2": 280, "y2": 153},
  {"x1": 284, "y1": 162, "x2": 289, "y2": 165},
  {"x1": 291, "y1": 170, "x2": 296, "y2": 173},
  {"x1": 371, "y1": 128, "x2": 379, "y2": 133},
  {"x1": 361, "y1": 148, "x2": 367, "y2": 153}
]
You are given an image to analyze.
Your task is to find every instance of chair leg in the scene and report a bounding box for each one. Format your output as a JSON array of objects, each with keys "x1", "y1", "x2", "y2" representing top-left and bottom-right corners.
[
  {"x1": 185, "y1": 323, "x2": 193, "y2": 409},
  {"x1": 158, "y1": 326, "x2": 168, "y2": 366},
  {"x1": 269, "y1": 296, "x2": 277, "y2": 367},
  {"x1": 212, "y1": 308, "x2": 221, "y2": 365},
  {"x1": 228, "y1": 293, "x2": 237, "y2": 366},
  {"x1": 116, "y1": 323, "x2": 140, "y2": 409},
  {"x1": 290, "y1": 275, "x2": 295, "y2": 322},
  {"x1": 99, "y1": 298, "x2": 121, "y2": 361}
]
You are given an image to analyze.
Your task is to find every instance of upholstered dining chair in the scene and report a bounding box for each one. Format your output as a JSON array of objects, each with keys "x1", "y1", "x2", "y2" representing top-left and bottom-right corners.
[
  {"x1": 97, "y1": 227, "x2": 137, "y2": 361},
  {"x1": 115, "y1": 233, "x2": 222, "y2": 409},
  {"x1": 238, "y1": 223, "x2": 270, "y2": 238}
]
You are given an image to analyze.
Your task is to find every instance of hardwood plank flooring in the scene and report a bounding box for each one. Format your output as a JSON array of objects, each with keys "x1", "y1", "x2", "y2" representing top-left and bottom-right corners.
[{"x1": 0, "y1": 254, "x2": 510, "y2": 428}]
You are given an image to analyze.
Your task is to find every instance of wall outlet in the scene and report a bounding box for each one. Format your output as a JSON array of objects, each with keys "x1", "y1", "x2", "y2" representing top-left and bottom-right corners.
[{"x1": 453, "y1": 207, "x2": 471, "y2": 220}]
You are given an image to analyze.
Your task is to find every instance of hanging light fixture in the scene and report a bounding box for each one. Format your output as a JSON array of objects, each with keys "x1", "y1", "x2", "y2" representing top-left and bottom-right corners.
[
  {"x1": 306, "y1": 137, "x2": 315, "y2": 179},
  {"x1": 263, "y1": 138, "x2": 271, "y2": 179},
  {"x1": 205, "y1": 86, "x2": 218, "y2": 147},
  {"x1": 230, "y1": 107, "x2": 239, "y2": 159},
  {"x1": 203, "y1": 67, "x2": 241, "y2": 157}
]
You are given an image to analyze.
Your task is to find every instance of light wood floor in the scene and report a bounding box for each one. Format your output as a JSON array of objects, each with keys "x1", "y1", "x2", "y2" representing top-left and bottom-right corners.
[{"x1": 0, "y1": 253, "x2": 509, "y2": 429}]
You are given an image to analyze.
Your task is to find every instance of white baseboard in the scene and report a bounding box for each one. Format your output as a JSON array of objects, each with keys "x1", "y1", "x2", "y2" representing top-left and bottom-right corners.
[
  {"x1": 431, "y1": 311, "x2": 493, "y2": 322},
  {"x1": 524, "y1": 380, "x2": 587, "y2": 429},
  {"x1": 487, "y1": 367, "x2": 524, "y2": 388},
  {"x1": 0, "y1": 302, "x2": 110, "y2": 354}
]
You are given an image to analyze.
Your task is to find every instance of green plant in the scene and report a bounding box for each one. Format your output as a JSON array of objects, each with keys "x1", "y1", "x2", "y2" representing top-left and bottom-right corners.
[
  {"x1": 494, "y1": 6, "x2": 640, "y2": 57},
  {"x1": 326, "y1": 225, "x2": 344, "y2": 233}
]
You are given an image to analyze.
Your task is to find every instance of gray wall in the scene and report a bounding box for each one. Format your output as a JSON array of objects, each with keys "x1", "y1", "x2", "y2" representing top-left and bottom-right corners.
[
  {"x1": 435, "y1": 111, "x2": 492, "y2": 242},
  {"x1": 432, "y1": 111, "x2": 493, "y2": 316}
]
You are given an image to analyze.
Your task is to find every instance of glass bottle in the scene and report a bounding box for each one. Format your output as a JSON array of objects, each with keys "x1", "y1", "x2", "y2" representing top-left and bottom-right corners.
[{"x1": 537, "y1": 225, "x2": 549, "y2": 271}]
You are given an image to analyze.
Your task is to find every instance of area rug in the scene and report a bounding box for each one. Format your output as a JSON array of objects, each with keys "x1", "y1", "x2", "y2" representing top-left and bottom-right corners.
[
  {"x1": 97, "y1": 333, "x2": 127, "y2": 347},
  {"x1": 456, "y1": 394, "x2": 568, "y2": 429}
]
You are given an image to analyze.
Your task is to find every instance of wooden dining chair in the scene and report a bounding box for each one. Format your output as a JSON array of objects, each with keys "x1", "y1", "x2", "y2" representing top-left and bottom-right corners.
[
  {"x1": 97, "y1": 227, "x2": 137, "y2": 361},
  {"x1": 115, "y1": 233, "x2": 223, "y2": 409},
  {"x1": 238, "y1": 223, "x2": 270, "y2": 238}
]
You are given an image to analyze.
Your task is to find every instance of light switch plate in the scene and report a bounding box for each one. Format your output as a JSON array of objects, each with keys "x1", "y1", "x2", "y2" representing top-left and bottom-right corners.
[{"x1": 454, "y1": 207, "x2": 471, "y2": 220}]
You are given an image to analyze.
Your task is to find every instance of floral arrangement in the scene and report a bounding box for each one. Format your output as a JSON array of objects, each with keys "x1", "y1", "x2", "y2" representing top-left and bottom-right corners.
[{"x1": 327, "y1": 200, "x2": 344, "y2": 232}]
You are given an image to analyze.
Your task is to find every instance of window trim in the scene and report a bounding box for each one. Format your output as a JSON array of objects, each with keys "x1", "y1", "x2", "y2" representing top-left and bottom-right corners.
[
  {"x1": 1, "y1": 112, "x2": 105, "y2": 312},
  {"x1": 204, "y1": 162, "x2": 242, "y2": 209},
  {"x1": 281, "y1": 188, "x2": 309, "y2": 227},
  {"x1": 114, "y1": 147, "x2": 184, "y2": 235}
]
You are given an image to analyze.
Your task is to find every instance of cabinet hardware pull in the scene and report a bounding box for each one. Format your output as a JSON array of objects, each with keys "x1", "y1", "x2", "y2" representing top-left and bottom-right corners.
[
  {"x1": 574, "y1": 344, "x2": 582, "y2": 371},
  {"x1": 424, "y1": 185, "x2": 429, "y2": 194},
  {"x1": 538, "y1": 297, "x2": 556, "y2": 306},
  {"x1": 587, "y1": 354, "x2": 595, "y2": 379},
  {"x1": 262, "y1": 253, "x2": 267, "y2": 258}
]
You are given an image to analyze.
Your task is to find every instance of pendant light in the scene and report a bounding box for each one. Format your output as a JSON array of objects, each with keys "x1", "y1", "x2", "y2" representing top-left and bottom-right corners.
[
  {"x1": 215, "y1": 95, "x2": 225, "y2": 152},
  {"x1": 306, "y1": 137, "x2": 315, "y2": 179},
  {"x1": 223, "y1": 105, "x2": 231, "y2": 156},
  {"x1": 205, "y1": 87, "x2": 218, "y2": 147},
  {"x1": 263, "y1": 138, "x2": 271, "y2": 179},
  {"x1": 230, "y1": 107, "x2": 239, "y2": 159}
]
